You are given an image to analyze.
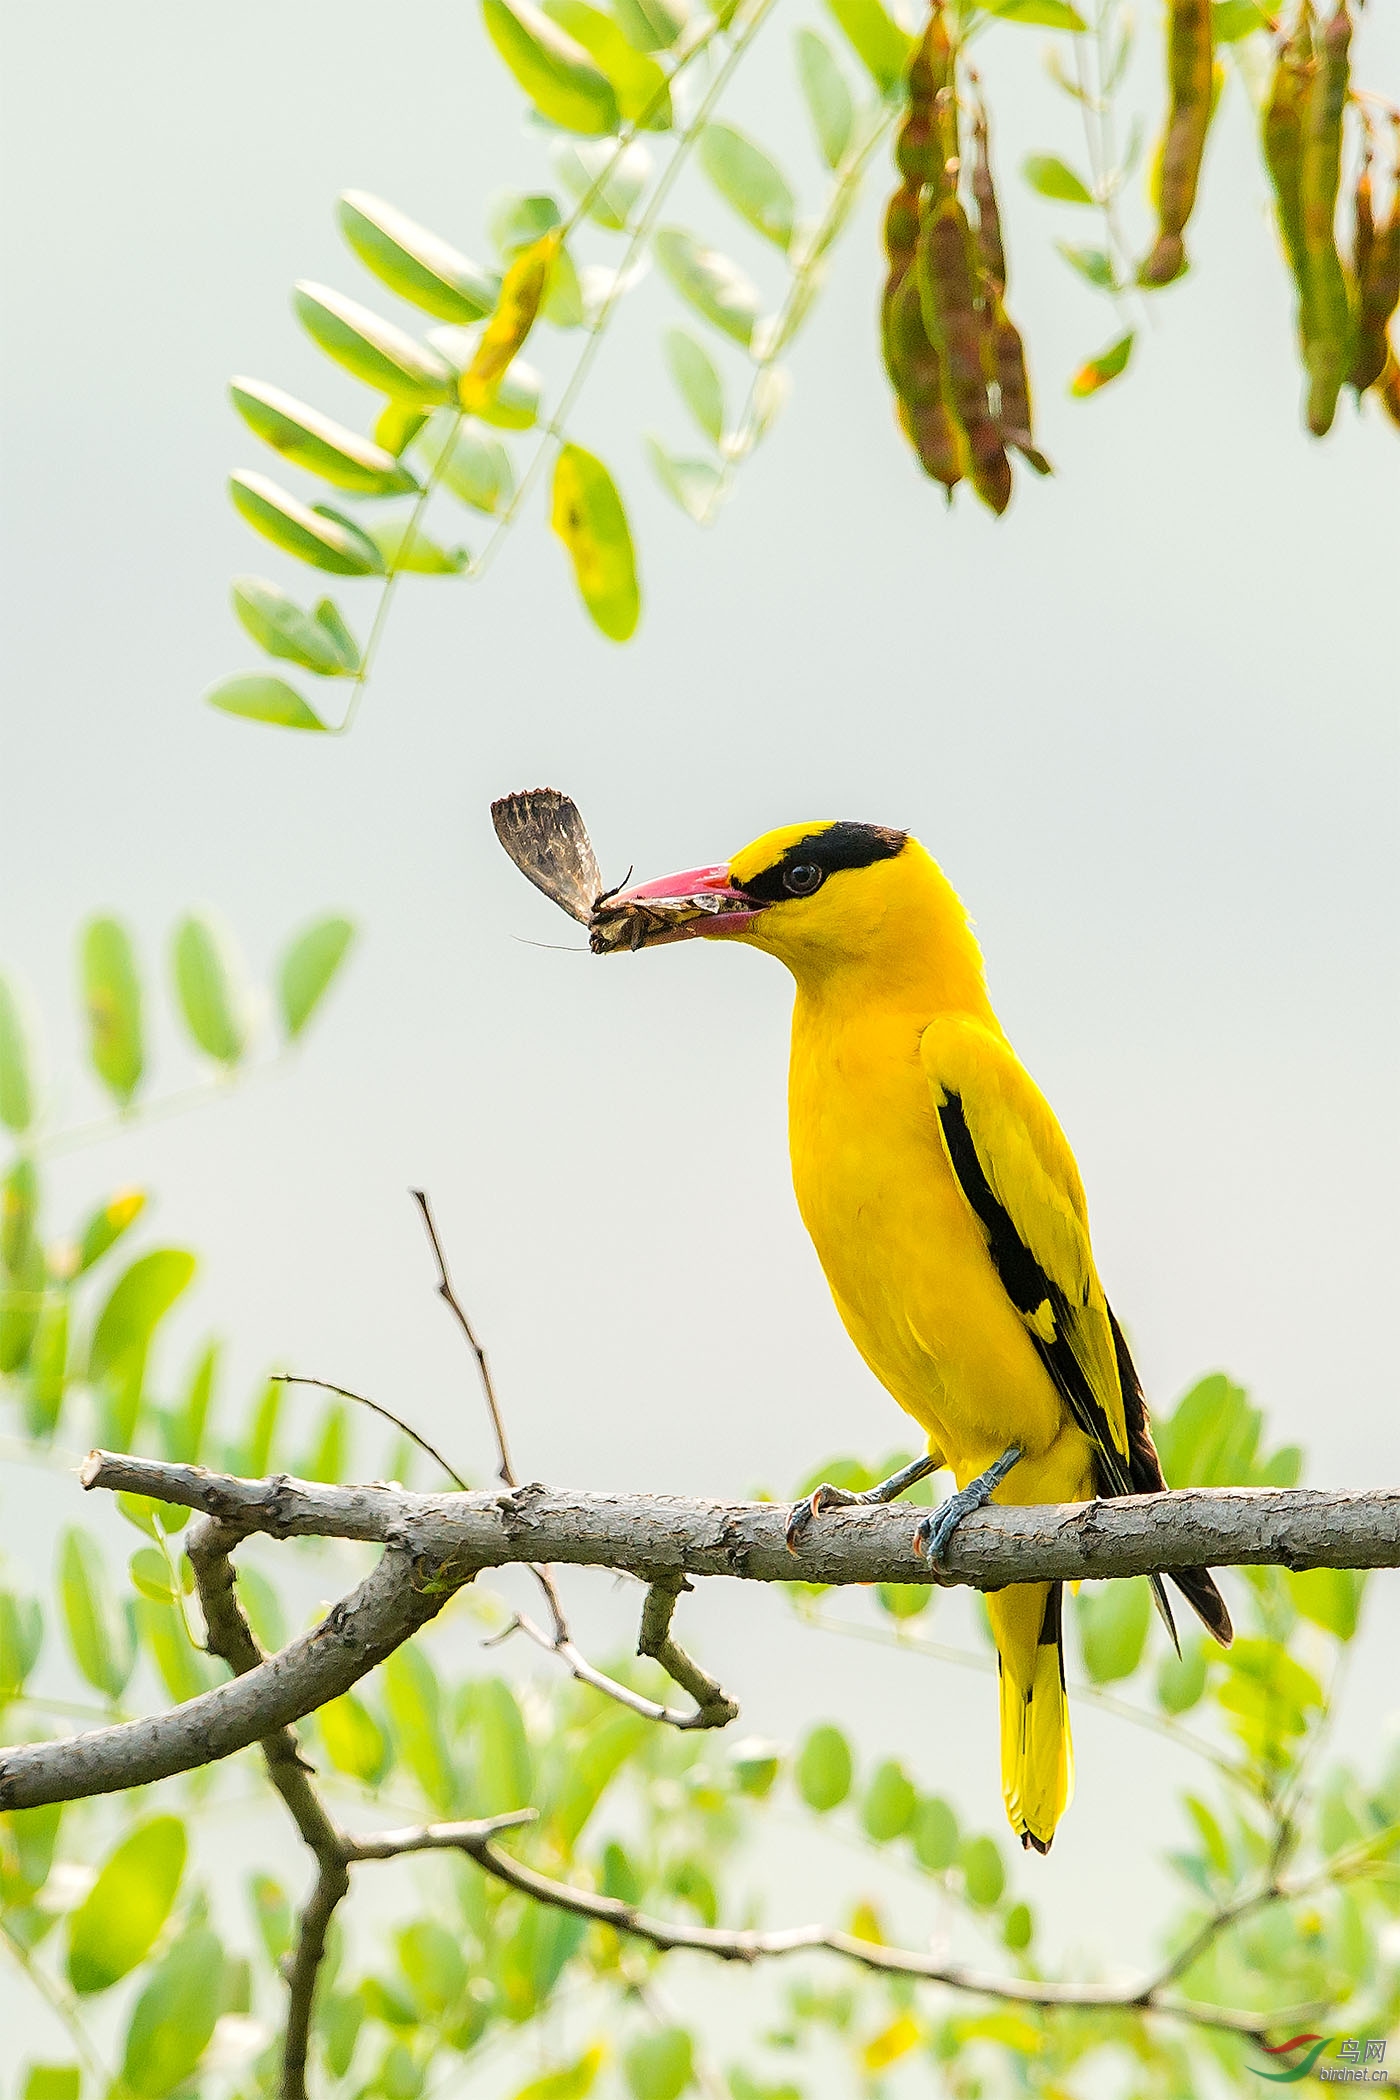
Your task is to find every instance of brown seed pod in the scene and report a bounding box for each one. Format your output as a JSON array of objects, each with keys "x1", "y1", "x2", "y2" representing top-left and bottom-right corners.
[
  {"x1": 1351, "y1": 128, "x2": 1400, "y2": 395},
  {"x1": 917, "y1": 194, "x2": 1011, "y2": 515},
  {"x1": 970, "y1": 104, "x2": 1006, "y2": 295},
  {"x1": 890, "y1": 270, "x2": 965, "y2": 491},
  {"x1": 1262, "y1": 11, "x2": 1315, "y2": 380},
  {"x1": 1377, "y1": 344, "x2": 1400, "y2": 427},
  {"x1": 881, "y1": 3, "x2": 963, "y2": 492},
  {"x1": 1300, "y1": 2, "x2": 1353, "y2": 434},
  {"x1": 968, "y1": 95, "x2": 1049, "y2": 477},
  {"x1": 1140, "y1": 0, "x2": 1215, "y2": 287}
]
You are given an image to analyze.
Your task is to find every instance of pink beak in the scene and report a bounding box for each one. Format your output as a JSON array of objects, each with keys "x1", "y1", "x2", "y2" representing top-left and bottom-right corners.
[{"x1": 602, "y1": 862, "x2": 763, "y2": 943}]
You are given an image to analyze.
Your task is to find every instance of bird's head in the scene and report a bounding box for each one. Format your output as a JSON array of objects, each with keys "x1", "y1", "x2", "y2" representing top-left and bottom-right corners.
[{"x1": 592, "y1": 820, "x2": 936, "y2": 980}]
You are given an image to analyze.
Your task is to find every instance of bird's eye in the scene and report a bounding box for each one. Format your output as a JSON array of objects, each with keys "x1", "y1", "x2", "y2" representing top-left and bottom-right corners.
[{"x1": 784, "y1": 863, "x2": 824, "y2": 896}]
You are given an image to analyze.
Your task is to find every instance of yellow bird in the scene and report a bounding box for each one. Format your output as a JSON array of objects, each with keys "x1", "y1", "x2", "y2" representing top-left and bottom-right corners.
[{"x1": 604, "y1": 819, "x2": 1233, "y2": 1852}]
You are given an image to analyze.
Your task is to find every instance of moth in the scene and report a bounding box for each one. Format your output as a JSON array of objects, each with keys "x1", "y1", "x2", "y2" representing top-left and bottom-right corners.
[{"x1": 490, "y1": 789, "x2": 732, "y2": 953}]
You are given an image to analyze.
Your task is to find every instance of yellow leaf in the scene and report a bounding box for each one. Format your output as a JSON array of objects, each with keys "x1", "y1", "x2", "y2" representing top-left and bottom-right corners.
[
  {"x1": 550, "y1": 442, "x2": 640, "y2": 641},
  {"x1": 862, "y1": 2014, "x2": 921, "y2": 2071},
  {"x1": 846, "y1": 1899, "x2": 884, "y2": 1945},
  {"x1": 459, "y1": 234, "x2": 560, "y2": 413}
]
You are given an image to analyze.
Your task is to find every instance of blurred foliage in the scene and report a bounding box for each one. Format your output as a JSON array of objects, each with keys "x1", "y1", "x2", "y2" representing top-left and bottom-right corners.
[
  {"x1": 206, "y1": 0, "x2": 1398, "y2": 721},
  {"x1": 1, "y1": 942, "x2": 1397, "y2": 2097}
]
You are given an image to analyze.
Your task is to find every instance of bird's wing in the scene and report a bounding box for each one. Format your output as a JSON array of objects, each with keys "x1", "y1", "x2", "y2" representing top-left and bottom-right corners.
[{"x1": 919, "y1": 1014, "x2": 1131, "y2": 1491}]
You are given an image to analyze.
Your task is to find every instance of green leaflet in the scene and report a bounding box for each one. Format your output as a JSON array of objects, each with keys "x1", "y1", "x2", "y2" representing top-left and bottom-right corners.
[
  {"x1": 550, "y1": 443, "x2": 640, "y2": 640},
  {"x1": 205, "y1": 674, "x2": 331, "y2": 732},
  {"x1": 338, "y1": 191, "x2": 500, "y2": 322},
  {"x1": 228, "y1": 472, "x2": 385, "y2": 575},
  {"x1": 232, "y1": 578, "x2": 360, "y2": 676},
  {"x1": 0, "y1": 974, "x2": 35, "y2": 1133},
  {"x1": 170, "y1": 917, "x2": 249, "y2": 1064},
  {"x1": 67, "y1": 1817, "x2": 187, "y2": 1993},
  {"x1": 795, "y1": 1722, "x2": 853, "y2": 1811},
  {"x1": 795, "y1": 28, "x2": 854, "y2": 171},
  {"x1": 229, "y1": 378, "x2": 419, "y2": 494},
  {"x1": 823, "y1": 0, "x2": 911, "y2": 93},
  {"x1": 653, "y1": 228, "x2": 760, "y2": 346},
  {"x1": 278, "y1": 916, "x2": 355, "y2": 1039},
  {"x1": 664, "y1": 330, "x2": 725, "y2": 444},
  {"x1": 81, "y1": 918, "x2": 144, "y2": 1104},
  {"x1": 482, "y1": 0, "x2": 620, "y2": 135},
  {"x1": 293, "y1": 282, "x2": 456, "y2": 404},
  {"x1": 699, "y1": 123, "x2": 796, "y2": 251}
]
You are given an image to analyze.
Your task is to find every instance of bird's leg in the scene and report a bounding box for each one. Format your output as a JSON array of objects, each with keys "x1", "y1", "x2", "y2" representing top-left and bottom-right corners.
[
  {"x1": 785, "y1": 1453, "x2": 939, "y2": 1554},
  {"x1": 913, "y1": 1445, "x2": 1023, "y2": 1565}
]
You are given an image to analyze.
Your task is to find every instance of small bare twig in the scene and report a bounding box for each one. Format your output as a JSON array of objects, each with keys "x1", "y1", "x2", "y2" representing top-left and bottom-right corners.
[
  {"x1": 411, "y1": 1188, "x2": 739, "y2": 1732},
  {"x1": 272, "y1": 1372, "x2": 471, "y2": 1491}
]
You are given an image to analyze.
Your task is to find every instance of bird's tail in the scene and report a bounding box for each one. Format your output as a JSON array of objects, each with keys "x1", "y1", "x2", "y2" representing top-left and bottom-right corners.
[{"x1": 989, "y1": 1580, "x2": 1074, "y2": 1854}]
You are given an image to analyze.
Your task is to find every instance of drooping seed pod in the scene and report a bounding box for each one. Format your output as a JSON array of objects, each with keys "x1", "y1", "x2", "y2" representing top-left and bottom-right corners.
[
  {"x1": 1350, "y1": 127, "x2": 1400, "y2": 395},
  {"x1": 1141, "y1": 0, "x2": 1215, "y2": 286},
  {"x1": 1377, "y1": 344, "x2": 1400, "y2": 428},
  {"x1": 968, "y1": 95, "x2": 1050, "y2": 477},
  {"x1": 1262, "y1": 13, "x2": 1314, "y2": 377},
  {"x1": 970, "y1": 104, "x2": 1006, "y2": 294},
  {"x1": 1299, "y1": 2, "x2": 1353, "y2": 434},
  {"x1": 917, "y1": 193, "x2": 1011, "y2": 514},
  {"x1": 881, "y1": 5, "x2": 963, "y2": 493}
]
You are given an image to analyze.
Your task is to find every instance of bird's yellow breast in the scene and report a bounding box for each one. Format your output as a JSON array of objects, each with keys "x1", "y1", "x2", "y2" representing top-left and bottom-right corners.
[{"x1": 787, "y1": 990, "x2": 1086, "y2": 1491}]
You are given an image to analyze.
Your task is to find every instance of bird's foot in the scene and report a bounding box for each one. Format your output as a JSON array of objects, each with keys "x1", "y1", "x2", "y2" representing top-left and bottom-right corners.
[
  {"x1": 785, "y1": 1453, "x2": 938, "y2": 1554},
  {"x1": 913, "y1": 1445, "x2": 1023, "y2": 1566}
]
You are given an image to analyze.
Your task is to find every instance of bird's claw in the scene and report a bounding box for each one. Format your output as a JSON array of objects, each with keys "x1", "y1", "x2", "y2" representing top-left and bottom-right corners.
[
  {"x1": 785, "y1": 1482, "x2": 848, "y2": 1553},
  {"x1": 912, "y1": 1498, "x2": 967, "y2": 1566}
]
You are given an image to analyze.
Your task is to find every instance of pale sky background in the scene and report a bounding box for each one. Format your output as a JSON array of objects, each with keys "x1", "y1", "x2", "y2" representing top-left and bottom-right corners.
[{"x1": 2, "y1": 0, "x2": 1398, "y2": 2078}]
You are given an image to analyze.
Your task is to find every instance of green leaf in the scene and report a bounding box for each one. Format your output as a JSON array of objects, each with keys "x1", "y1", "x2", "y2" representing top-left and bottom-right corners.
[
  {"x1": 861, "y1": 1759, "x2": 917, "y2": 1841},
  {"x1": 249, "y1": 1875, "x2": 293, "y2": 1966},
  {"x1": 469, "y1": 1677, "x2": 535, "y2": 1813},
  {"x1": 611, "y1": 0, "x2": 687, "y2": 49},
  {"x1": 1023, "y1": 154, "x2": 1095, "y2": 204},
  {"x1": 982, "y1": 0, "x2": 1086, "y2": 27},
  {"x1": 1, "y1": 1802, "x2": 63, "y2": 1905},
  {"x1": 80, "y1": 920, "x2": 144, "y2": 1105},
  {"x1": 959, "y1": 1833, "x2": 1005, "y2": 1907},
  {"x1": 362, "y1": 514, "x2": 470, "y2": 573},
  {"x1": 480, "y1": 359, "x2": 542, "y2": 429},
  {"x1": 0, "y1": 1590, "x2": 43, "y2": 1701},
  {"x1": 383, "y1": 1644, "x2": 456, "y2": 1813},
  {"x1": 57, "y1": 1528, "x2": 134, "y2": 1700},
  {"x1": 553, "y1": 138, "x2": 651, "y2": 230},
  {"x1": 664, "y1": 330, "x2": 725, "y2": 446},
  {"x1": 294, "y1": 283, "x2": 455, "y2": 404},
  {"x1": 1076, "y1": 1576, "x2": 1151, "y2": 1682},
  {"x1": 551, "y1": 443, "x2": 640, "y2": 641},
  {"x1": 729, "y1": 1737, "x2": 782, "y2": 1797},
  {"x1": 1288, "y1": 1566, "x2": 1365, "y2": 1642},
  {"x1": 25, "y1": 1294, "x2": 68, "y2": 1437},
  {"x1": 2, "y1": 1156, "x2": 37, "y2": 1274},
  {"x1": 137, "y1": 1597, "x2": 214, "y2": 1704},
  {"x1": 22, "y1": 2069, "x2": 81, "y2": 2100},
  {"x1": 876, "y1": 1581, "x2": 931, "y2": 1620},
  {"x1": 1002, "y1": 1900, "x2": 1034, "y2": 1950},
  {"x1": 301, "y1": 1398, "x2": 348, "y2": 1483},
  {"x1": 482, "y1": 0, "x2": 620, "y2": 134},
  {"x1": 700, "y1": 123, "x2": 795, "y2": 250},
  {"x1": 228, "y1": 471, "x2": 384, "y2": 575},
  {"x1": 1069, "y1": 330, "x2": 1134, "y2": 396},
  {"x1": 795, "y1": 28, "x2": 854, "y2": 170},
  {"x1": 1213, "y1": 0, "x2": 1266, "y2": 38},
  {"x1": 654, "y1": 228, "x2": 760, "y2": 346},
  {"x1": 128, "y1": 1547, "x2": 178, "y2": 1606},
  {"x1": 518, "y1": 2048, "x2": 606, "y2": 2100},
  {"x1": 170, "y1": 917, "x2": 248, "y2": 1065},
  {"x1": 0, "y1": 975, "x2": 35, "y2": 1133},
  {"x1": 235, "y1": 1563, "x2": 286, "y2": 1655},
  {"x1": 823, "y1": 0, "x2": 912, "y2": 92},
  {"x1": 338, "y1": 191, "x2": 499, "y2": 322},
  {"x1": 645, "y1": 437, "x2": 721, "y2": 524},
  {"x1": 795, "y1": 1722, "x2": 852, "y2": 1811},
  {"x1": 625, "y1": 2029, "x2": 693, "y2": 2100},
  {"x1": 1157, "y1": 1636, "x2": 1208, "y2": 1713},
  {"x1": 375, "y1": 403, "x2": 430, "y2": 455},
  {"x1": 120, "y1": 1922, "x2": 223, "y2": 2096},
  {"x1": 234, "y1": 1375, "x2": 283, "y2": 1478},
  {"x1": 0, "y1": 1241, "x2": 42, "y2": 1375},
  {"x1": 320, "y1": 1690, "x2": 390, "y2": 1785},
  {"x1": 231, "y1": 576, "x2": 359, "y2": 676},
  {"x1": 398, "y1": 1919, "x2": 468, "y2": 2016},
  {"x1": 67, "y1": 1817, "x2": 186, "y2": 1993},
  {"x1": 911, "y1": 1794, "x2": 959, "y2": 1870},
  {"x1": 488, "y1": 191, "x2": 564, "y2": 260},
  {"x1": 277, "y1": 916, "x2": 355, "y2": 1040},
  {"x1": 205, "y1": 673, "x2": 330, "y2": 732},
  {"x1": 89, "y1": 1249, "x2": 196, "y2": 1381},
  {"x1": 229, "y1": 378, "x2": 418, "y2": 495},
  {"x1": 1056, "y1": 241, "x2": 1116, "y2": 288},
  {"x1": 415, "y1": 415, "x2": 516, "y2": 514},
  {"x1": 542, "y1": 0, "x2": 672, "y2": 126}
]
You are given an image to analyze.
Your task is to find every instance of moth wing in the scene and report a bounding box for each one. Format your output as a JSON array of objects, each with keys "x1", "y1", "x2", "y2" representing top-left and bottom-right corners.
[{"x1": 491, "y1": 788, "x2": 603, "y2": 925}]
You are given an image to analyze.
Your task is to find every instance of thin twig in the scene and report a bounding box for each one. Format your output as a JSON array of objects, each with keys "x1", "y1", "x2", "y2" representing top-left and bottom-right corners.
[
  {"x1": 411, "y1": 1190, "x2": 738, "y2": 1730},
  {"x1": 272, "y1": 1371, "x2": 470, "y2": 1491}
]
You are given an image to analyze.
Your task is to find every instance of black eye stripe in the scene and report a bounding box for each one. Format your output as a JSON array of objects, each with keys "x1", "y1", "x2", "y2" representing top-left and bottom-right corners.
[{"x1": 738, "y1": 823, "x2": 908, "y2": 904}]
